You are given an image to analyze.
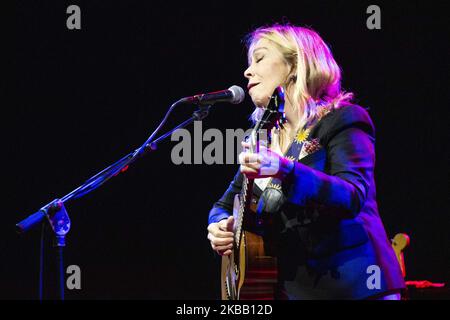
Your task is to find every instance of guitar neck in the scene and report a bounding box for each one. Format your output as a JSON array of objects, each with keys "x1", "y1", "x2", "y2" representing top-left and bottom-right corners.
[
  {"x1": 234, "y1": 175, "x2": 254, "y2": 247},
  {"x1": 241, "y1": 175, "x2": 254, "y2": 211},
  {"x1": 233, "y1": 86, "x2": 286, "y2": 249}
]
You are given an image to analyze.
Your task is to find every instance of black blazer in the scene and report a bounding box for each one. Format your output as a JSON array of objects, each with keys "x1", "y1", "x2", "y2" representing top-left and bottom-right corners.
[{"x1": 209, "y1": 104, "x2": 405, "y2": 299}]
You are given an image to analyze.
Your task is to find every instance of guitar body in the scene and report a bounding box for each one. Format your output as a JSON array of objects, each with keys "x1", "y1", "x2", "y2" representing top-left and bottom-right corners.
[
  {"x1": 221, "y1": 195, "x2": 278, "y2": 300},
  {"x1": 220, "y1": 86, "x2": 285, "y2": 300}
]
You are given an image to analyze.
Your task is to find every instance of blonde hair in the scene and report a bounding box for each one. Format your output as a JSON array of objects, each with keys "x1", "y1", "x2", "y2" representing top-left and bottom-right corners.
[{"x1": 245, "y1": 24, "x2": 353, "y2": 148}]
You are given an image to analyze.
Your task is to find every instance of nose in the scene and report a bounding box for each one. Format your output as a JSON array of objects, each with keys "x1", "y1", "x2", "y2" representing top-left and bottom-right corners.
[{"x1": 244, "y1": 65, "x2": 253, "y2": 79}]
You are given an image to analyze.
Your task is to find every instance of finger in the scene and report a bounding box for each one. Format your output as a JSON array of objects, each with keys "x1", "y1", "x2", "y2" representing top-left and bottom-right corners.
[
  {"x1": 212, "y1": 223, "x2": 234, "y2": 237},
  {"x1": 210, "y1": 230, "x2": 234, "y2": 238},
  {"x1": 209, "y1": 235, "x2": 234, "y2": 246},
  {"x1": 255, "y1": 146, "x2": 273, "y2": 160},
  {"x1": 208, "y1": 223, "x2": 233, "y2": 238},
  {"x1": 218, "y1": 218, "x2": 235, "y2": 236},
  {"x1": 207, "y1": 223, "x2": 216, "y2": 234},
  {"x1": 218, "y1": 249, "x2": 232, "y2": 256},
  {"x1": 241, "y1": 141, "x2": 251, "y2": 151},
  {"x1": 247, "y1": 153, "x2": 261, "y2": 164},
  {"x1": 225, "y1": 216, "x2": 234, "y2": 232},
  {"x1": 242, "y1": 160, "x2": 261, "y2": 170},
  {"x1": 208, "y1": 232, "x2": 229, "y2": 242},
  {"x1": 239, "y1": 159, "x2": 261, "y2": 173},
  {"x1": 212, "y1": 243, "x2": 234, "y2": 251},
  {"x1": 218, "y1": 216, "x2": 232, "y2": 230},
  {"x1": 239, "y1": 152, "x2": 261, "y2": 165}
]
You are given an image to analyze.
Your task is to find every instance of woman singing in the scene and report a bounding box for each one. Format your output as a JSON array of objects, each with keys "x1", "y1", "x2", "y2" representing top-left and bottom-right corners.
[{"x1": 207, "y1": 24, "x2": 405, "y2": 300}]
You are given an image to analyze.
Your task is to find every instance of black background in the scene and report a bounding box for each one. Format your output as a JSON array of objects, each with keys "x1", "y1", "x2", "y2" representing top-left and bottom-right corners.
[{"x1": 6, "y1": 1, "x2": 448, "y2": 299}]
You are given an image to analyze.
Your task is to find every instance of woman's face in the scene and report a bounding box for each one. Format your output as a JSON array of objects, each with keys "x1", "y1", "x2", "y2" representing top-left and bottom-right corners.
[{"x1": 244, "y1": 38, "x2": 292, "y2": 108}]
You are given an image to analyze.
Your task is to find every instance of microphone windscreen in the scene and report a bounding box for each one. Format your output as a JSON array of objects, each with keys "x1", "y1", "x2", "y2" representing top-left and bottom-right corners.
[{"x1": 228, "y1": 85, "x2": 245, "y2": 104}]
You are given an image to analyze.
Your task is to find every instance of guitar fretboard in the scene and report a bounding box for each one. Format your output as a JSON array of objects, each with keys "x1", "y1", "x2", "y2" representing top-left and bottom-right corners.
[{"x1": 235, "y1": 175, "x2": 249, "y2": 248}]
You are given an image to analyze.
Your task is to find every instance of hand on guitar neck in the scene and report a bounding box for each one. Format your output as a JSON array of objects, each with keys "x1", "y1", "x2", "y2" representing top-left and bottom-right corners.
[
  {"x1": 239, "y1": 141, "x2": 294, "y2": 180},
  {"x1": 207, "y1": 216, "x2": 235, "y2": 256}
]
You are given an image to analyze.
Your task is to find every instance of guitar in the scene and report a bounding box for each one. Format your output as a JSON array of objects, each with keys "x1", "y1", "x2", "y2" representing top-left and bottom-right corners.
[{"x1": 221, "y1": 86, "x2": 286, "y2": 300}]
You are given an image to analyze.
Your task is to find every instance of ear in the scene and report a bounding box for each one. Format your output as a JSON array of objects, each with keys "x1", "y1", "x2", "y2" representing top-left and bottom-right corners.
[
  {"x1": 288, "y1": 64, "x2": 297, "y2": 82},
  {"x1": 286, "y1": 72, "x2": 297, "y2": 84}
]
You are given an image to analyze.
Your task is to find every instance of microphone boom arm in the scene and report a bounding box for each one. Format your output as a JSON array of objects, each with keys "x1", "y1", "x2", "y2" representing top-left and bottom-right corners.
[{"x1": 15, "y1": 101, "x2": 212, "y2": 234}]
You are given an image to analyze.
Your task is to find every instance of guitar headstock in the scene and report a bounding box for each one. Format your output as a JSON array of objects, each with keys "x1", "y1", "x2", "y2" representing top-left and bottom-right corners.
[
  {"x1": 267, "y1": 86, "x2": 286, "y2": 115},
  {"x1": 392, "y1": 233, "x2": 410, "y2": 252},
  {"x1": 254, "y1": 86, "x2": 286, "y2": 133},
  {"x1": 391, "y1": 233, "x2": 410, "y2": 278}
]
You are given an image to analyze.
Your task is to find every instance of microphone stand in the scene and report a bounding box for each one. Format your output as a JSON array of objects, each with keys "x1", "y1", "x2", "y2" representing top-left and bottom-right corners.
[{"x1": 15, "y1": 101, "x2": 212, "y2": 300}]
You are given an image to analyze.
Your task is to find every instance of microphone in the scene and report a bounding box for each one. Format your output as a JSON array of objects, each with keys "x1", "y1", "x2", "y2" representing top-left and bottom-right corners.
[{"x1": 180, "y1": 85, "x2": 245, "y2": 105}]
